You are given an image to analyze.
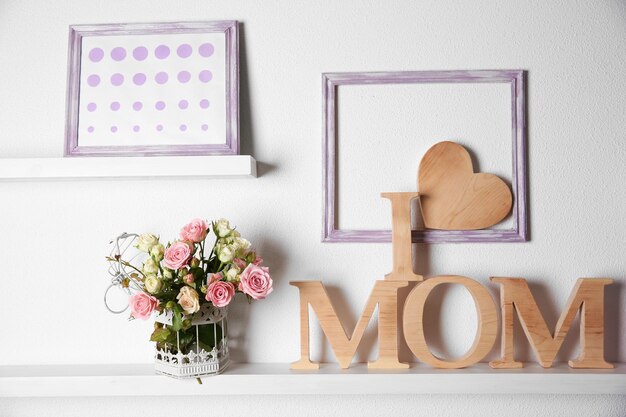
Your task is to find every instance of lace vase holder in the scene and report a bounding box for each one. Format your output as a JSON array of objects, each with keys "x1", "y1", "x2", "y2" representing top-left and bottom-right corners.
[{"x1": 154, "y1": 303, "x2": 230, "y2": 379}]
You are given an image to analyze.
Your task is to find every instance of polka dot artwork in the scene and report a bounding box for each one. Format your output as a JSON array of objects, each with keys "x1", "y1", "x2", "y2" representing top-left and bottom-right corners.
[
  {"x1": 89, "y1": 48, "x2": 104, "y2": 63},
  {"x1": 155, "y1": 72, "x2": 168, "y2": 84},
  {"x1": 133, "y1": 46, "x2": 148, "y2": 61},
  {"x1": 87, "y1": 74, "x2": 100, "y2": 87},
  {"x1": 198, "y1": 43, "x2": 214, "y2": 57},
  {"x1": 133, "y1": 73, "x2": 147, "y2": 86},
  {"x1": 76, "y1": 29, "x2": 228, "y2": 151},
  {"x1": 177, "y1": 71, "x2": 191, "y2": 83},
  {"x1": 199, "y1": 70, "x2": 213, "y2": 83},
  {"x1": 155, "y1": 45, "x2": 170, "y2": 59},
  {"x1": 110, "y1": 47, "x2": 126, "y2": 61},
  {"x1": 177, "y1": 44, "x2": 193, "y2": 58},
  {"x1": 110, "y1": 73, "x2": 124, "y2": 86}
]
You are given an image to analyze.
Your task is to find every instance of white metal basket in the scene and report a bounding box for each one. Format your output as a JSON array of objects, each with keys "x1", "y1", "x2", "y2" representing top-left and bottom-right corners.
[{"x1": 154, "y1": 303, "x2": 230, "y2": 379}]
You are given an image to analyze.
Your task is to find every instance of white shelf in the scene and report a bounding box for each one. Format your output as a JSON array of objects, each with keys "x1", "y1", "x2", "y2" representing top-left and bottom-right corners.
[
  {"x1": 1, "y1": 363, "x2": 625, "y2": 397},
  {"x1": 0, "y1": 155, "x2": 256, "y2": 179}
]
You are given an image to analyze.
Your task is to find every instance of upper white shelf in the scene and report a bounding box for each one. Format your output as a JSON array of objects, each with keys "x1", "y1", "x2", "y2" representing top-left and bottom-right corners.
[
  {"x1": 1, "y1": 363, "x2": 625, "y2": 397},
  {"x1": 0, "y1": 155, "x2": 256, "y2": 179}
]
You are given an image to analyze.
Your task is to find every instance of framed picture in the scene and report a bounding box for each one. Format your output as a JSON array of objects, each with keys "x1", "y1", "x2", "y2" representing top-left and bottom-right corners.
[
  {"x1": 65, "y1": 21, "x2": 239, "y2": 157},
  {"x1": 322, "y1": 70, "x2": 528, "y2": 243}
]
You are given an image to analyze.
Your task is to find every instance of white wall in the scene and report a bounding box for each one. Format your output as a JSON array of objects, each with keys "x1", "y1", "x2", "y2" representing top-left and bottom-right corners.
[{"x1": 1, "y1": 0, "x2": 625, "y2": 415}]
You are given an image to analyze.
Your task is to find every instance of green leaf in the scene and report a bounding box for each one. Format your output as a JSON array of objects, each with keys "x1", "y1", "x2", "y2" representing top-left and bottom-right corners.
[
  {"x1": 171, "y1": 305, "x2": 183, "y2": 332},
  {"x1": 197, "y1": 323, "x2": 223, "y2": 350},
  {"x1": 150, "y1": 327, "x2": 171, "y2": 343},
  {"x1": 177, "y1": 329, "x2": 195, "y2": 353},
  {"x1": 191, "y1": 267, "x2": 205, "y2": 283}
]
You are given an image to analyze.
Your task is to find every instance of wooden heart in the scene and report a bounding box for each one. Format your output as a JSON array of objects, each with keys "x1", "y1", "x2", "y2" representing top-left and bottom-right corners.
[{"x1": 418, "y1": 141, "x2": 512, "y2": 230}]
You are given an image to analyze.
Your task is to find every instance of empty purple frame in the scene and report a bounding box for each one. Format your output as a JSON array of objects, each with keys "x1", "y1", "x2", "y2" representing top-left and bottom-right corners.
[
  {"x1": 65, "y1": 21, "x2": 239, "y2": 157},
  {"x1": 322, "y1": 70, "x2": 528, "y2": 243}
]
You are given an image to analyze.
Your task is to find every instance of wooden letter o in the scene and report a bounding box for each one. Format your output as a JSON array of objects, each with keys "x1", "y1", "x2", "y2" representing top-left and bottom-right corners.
[{"x1": 403, "y1": 275, "x2": 498, "y2": 368}]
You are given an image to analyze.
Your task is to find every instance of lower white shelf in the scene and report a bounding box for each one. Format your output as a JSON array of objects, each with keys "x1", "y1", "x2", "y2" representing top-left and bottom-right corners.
[
  {"x1": 1, "y1": 363, "x2": 625, "y2": 397},
  {"x1": 0, "y1": 155, "x2": 256, "y2": 179}
]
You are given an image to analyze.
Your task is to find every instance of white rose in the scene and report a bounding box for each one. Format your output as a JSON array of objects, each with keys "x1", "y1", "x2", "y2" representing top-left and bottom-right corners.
[
  {"x1": 214, "y1": 219, "x2": 233, "y2": 238},
  {"x1": 135, "y1": 233, "x2": 159, "y2": 252},
  {"x1": 233, "y1": 237, "x2": 251, "y2": 254},
  {"x1": 226, "y1": 266, "x2": 240, "y2": 282},
  {"x1": 150, "y1": 244, "x2": 165, "y2": 262},
  {"x1": 218, "y1": 245, "x2": 235, "y2": 262},
  {"x1": 144, "y1": 274, "x2": 163, "y2": 294},
  {"x1": 162, "y1": 267, "x2": 175, "y2": 279},
  {"x1": 142, "y1": 258, "x2": 159, "y2": 275},
  {"x1": 177, "y1": 286, "x2": 200, "y2": 315}
]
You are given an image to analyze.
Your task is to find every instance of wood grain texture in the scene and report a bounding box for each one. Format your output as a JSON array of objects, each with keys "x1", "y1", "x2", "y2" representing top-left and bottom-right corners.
[
  {"x1": 290, "y1": 280, "x2": 409, "y2": 370},
  {"x1": 403, "y1": 275, "x2": 498, "y2": 368},
  {"x1": 381, "y1": 192, "x2": 424, "y2": 282},
  {"x1": 489, "y1": 277, "x2": 614, "y2": 369},
  {"x1": 418, "y1": 141, "x2": 512, "y2": 230}
]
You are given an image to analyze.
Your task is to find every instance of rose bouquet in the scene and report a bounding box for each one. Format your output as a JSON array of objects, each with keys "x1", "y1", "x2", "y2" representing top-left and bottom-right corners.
[{"x1": 107, "y1": 218, "x2": 272, "y2": 359}]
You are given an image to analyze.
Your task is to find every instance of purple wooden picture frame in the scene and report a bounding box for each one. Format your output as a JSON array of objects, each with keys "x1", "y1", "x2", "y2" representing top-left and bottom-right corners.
[
  {"x1": 322, "y1": 70, "x2": 528, "y2": 243},
  {"x1": 65, "y1": 21, "x2": 239, "y2": 157}
]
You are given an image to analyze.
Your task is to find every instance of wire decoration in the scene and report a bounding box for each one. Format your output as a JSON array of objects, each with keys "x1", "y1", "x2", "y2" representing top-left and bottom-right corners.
[{"x1": 104, "y1": 232, "x2": 145, "y2": 314}]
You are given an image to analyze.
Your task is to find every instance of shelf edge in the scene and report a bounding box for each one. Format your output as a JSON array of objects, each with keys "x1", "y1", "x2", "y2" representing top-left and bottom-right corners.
[
  {"x1": 1, "y1": 363, "x2": 625, "y2": 397},
  {"x1": 0, "y1": 155, "x2": 257, "y2": 179}
]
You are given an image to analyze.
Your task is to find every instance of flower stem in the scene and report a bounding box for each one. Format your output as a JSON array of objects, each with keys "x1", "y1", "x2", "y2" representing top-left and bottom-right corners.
[
  {"x1": 107, "y1": 256, "x2": 145, "y2": 278},
  {"x1": 200, "y1": 241, "x2": 205, "y2": 270}
]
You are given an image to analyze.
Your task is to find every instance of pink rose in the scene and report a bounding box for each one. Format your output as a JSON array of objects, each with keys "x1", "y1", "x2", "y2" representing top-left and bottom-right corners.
[
  {"x1": 238, "y1": 264, "x2": 273, "y2": 300},
  {"x1": 253, "y1": 255, "x2": 263, "y2": 266},
  {"x1": 206, "y1": 281, "x2": 235, "y2": 307},
  {"x1": 184, "y1": 274, "x2": 195, "y2": 284},
  {"x1": 208, "y1": 272, "x2": 223, "y2": 284},
  {"x1": 129, "y1": 292, "x2": 159, "y2": 320},
  {"x1": 180, "y1": 218, "x2": 209, "y2": 243},
  {"x1": 233, "y1": 258, "x2": 247, "y2": 269},
  {"x1": 163, "y1": 241, "x2": 193, "y2": 270}
]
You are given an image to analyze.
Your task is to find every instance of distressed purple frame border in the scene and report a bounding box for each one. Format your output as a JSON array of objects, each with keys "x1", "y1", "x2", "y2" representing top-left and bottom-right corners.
[
  {"x1": 64, "y1": 21, "x2": 240, "y2": 157},
  {"x1": 322, "y1": 70, "x2": 528, "y2": 243}
]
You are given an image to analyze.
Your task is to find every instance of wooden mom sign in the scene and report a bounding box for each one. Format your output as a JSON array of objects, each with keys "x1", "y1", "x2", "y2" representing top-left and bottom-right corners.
[
  {"x1": 291, "y1": 143, "x2": 613, "y2": 370},
  {"x1": 291, "y1": 273, "x2": 612, "y2": 370}
]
